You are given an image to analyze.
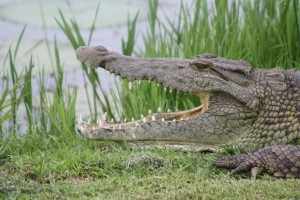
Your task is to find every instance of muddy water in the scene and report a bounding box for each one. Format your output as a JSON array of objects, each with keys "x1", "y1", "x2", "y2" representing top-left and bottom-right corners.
[{"x1": 0, "y1": 0, "x2": 192, "y2": 118}]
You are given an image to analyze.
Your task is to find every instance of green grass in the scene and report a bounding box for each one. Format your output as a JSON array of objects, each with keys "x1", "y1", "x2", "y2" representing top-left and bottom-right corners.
[
  {"x1": 0, "y1": 0, "x2": 300, "y2": 199},
  {"x1": 1, "y1": 139, "x2": 299, "y2": 199}
]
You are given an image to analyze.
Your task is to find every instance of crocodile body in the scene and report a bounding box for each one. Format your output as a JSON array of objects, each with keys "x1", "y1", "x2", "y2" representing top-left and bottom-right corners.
[
  {"x1": 76, "y1": 45, "x2": 300, "y2": 178},
  {"x1": 215, "y1": 145, "x2": 300, "y2": 178}
]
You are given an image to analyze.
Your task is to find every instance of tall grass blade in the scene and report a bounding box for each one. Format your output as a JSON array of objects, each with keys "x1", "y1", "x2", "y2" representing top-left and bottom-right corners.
[
  {"x1": 122, "y1": 12, "x2": 139, "y2": 56},
  {"x1": 13, "y1": 25, "x2": 27, "y2": 60},
  {"x1": 22, "y1": 57, "x2": 34, "y2": 134},
  {"x1": 88, "y1": 1, "x2": 101, "y2": 46}
]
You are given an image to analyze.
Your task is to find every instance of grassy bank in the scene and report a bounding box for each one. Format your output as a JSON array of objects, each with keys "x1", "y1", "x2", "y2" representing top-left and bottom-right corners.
[{"x1": 1, "y1": 0, "x2": 300, "y2": 199}]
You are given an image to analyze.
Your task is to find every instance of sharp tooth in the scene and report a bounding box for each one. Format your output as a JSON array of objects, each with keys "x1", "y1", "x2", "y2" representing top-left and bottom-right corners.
[
  {"x1": 78, "y1": 114, "x2": 82, "y2": 124},
  {"x1": 98, "y1": 119, "x2": 104, "y2": 126},
  {"x1": 102, "y1": 112, "x2": 107, "y2": 121},
  {"x1": 151, "y1": 116, "x2": 156, "y2": 121},
  {"x1": 128, "y1": 82, "x2": 133, "y2": 90}
]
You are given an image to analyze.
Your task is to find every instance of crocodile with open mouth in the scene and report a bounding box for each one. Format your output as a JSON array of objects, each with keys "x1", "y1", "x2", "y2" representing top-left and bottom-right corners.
[{"x1": 76, "y1": 45, "x2": 300, "y2": 178}]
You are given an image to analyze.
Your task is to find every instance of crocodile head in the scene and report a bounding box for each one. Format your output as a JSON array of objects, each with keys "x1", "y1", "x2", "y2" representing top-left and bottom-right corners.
[{"x1": 75, "y1": 46, "x2": 300, "y2": 150}]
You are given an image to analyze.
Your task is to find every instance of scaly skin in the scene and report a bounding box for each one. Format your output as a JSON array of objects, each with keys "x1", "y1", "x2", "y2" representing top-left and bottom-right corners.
[
  {"x1": 75, "y1": 46, "x2": 300, "y2": 177},
  {"x1": 215, "y1": 145, "x2": 300, "y2": 178}
]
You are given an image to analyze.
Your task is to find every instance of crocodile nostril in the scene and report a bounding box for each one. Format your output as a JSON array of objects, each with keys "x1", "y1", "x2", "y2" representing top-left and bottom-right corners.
[{"x1": 95, "y1": 45, "x2": 107, "y2": 52}]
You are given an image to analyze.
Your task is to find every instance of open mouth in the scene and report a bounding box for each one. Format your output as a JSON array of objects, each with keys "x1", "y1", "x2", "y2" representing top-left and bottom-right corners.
[
  {"x1": 76, "y1": 45, "x2": 256, "y2": 144},
  {"x1": 79, "y1": 90, "x2": 210, "y2": 131}
]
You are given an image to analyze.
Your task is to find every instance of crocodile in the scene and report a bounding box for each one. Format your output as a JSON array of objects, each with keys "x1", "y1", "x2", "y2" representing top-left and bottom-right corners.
[
  {"x1": 215, "y1": 145, "x2": 300, "y2": 179},
  {"x1": 75, "y1": 45, "x2": 300, "y2": 176}
]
